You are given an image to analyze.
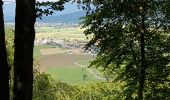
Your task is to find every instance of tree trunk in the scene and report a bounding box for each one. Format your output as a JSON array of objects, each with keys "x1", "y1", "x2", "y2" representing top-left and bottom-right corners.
[
  {"x1": 138, "y1": 2, "x2": 147, "y2": 99},
  {"x1": 0, "y1": 1, "x2": 10, "y2": 100},
  {"x1": 13, "y1": 0, "x2": 36, "y2": 99}
]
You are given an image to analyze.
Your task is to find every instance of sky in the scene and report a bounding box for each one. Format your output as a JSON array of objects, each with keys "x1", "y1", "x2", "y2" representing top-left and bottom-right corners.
[
  {"x1": 3, "y1": 0, "x2": 60, "y2": 3},
  {"x1": 3, "y1": 1, "x2": 81, "y2": 15},
  {"x1": 3, "y1": 0, "x2": 82, "y2": 22}
]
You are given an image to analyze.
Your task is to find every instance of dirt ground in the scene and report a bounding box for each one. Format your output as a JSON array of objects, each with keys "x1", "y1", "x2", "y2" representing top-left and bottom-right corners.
[{"x1": 40, "y1": 53, "x2": 92, "y2": 71}]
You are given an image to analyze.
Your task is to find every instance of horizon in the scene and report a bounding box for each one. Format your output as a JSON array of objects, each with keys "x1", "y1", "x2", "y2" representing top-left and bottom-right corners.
[{"x1": 3, "y1": 1, "x2": 84, "y2": 23}]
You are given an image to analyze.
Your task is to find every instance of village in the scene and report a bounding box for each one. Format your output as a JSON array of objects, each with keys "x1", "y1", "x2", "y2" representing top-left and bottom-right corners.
[{"x1": 34, "y1": 38, "x2": 98, "y2": 55}]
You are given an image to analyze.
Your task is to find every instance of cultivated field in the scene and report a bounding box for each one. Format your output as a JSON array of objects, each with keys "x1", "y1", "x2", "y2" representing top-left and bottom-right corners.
[
  {"x1": 34, "y1": 26, "x2": 102, "y2": 84},
  {"x1": 40, "y1": 53, "x2": 97, "y2": 85},
  {"x1": 40, "y1": 53, "x2": 92, "y2": 71},
  {"x1": 35, "y1": 27, "x2": 89, "y2": 40},
  {"x1": 40, "y1": 48, "x2": 70, "y2": 55}
]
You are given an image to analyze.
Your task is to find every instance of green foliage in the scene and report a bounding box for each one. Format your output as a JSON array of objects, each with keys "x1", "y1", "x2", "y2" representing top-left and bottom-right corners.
[
  {"x1": 5, "y1": 0, "x2": 170, "y2": 99},
  {"x1": 80, "y1": 0, "x2": 170, "y2": 99},
  {"x1": 33, "y1": 72, "x2": 57, "y2": 100},
  {"x1": 33, "y1": 71, "x2": 78, "y2": 100},
  {"x1": 5, "y1": 29, "x2": 14, "y2": 68},
  {"x1": 33, "y1": 70, "x2": 124, "y2": 100},
  {"x1": 54, "y1": 82, "x2": 78, "y2": 100},
  {"x1": 5, "y1": 28, "x2": 14, "y2": 99},
  {"x1": 75, "y1": 82, "x2": 123, "y2": 100}
]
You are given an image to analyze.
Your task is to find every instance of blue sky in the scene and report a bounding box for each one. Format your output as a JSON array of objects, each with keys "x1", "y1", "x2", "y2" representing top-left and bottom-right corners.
[
  {"x1": 3, "y1": 1, "x2": 82, "y2": 22},
  {"x1": 3, "y1": 0, "x2": 59, "y2": 2},
  {"x1": 3, "y1": 1, "x2": 81, "y2": 15}
]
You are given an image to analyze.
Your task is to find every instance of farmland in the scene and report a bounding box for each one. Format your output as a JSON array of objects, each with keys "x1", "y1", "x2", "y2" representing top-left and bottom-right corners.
[
  {"x1": 35, "y1": 26, "x2": 88, "y2": 40},
  {"x1": 34, "y1": 26, "x2": 103, "y2": 85}
]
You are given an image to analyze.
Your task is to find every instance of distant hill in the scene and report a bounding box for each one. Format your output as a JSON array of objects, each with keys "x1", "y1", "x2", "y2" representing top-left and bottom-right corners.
[
  {"x1": 4, "y1": 2, "x2": 85, "y2": 24},
  {"x1": 37, "y1": 11, "x2": 86, "y2": 23}
]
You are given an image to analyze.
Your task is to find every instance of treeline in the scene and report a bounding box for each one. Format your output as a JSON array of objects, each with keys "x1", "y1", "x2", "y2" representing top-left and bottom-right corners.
[{"x1": 33, "y1": 72, "x2": 122, "y2": 100}]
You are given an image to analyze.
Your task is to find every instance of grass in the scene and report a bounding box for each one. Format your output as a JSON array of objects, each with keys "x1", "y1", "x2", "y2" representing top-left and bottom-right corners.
[
  {"x1": 78, "y1": 60, "x2": 91, "y2": 66},
  {"x1": 77, "y1": 60, "x2": 103, "y2": 78},
  {"x1": 34, "y1": 45, "x2": 53, "y2": 58},
  {"x1": 47, "y1": 66, "x2": 97, "y2": 85}
]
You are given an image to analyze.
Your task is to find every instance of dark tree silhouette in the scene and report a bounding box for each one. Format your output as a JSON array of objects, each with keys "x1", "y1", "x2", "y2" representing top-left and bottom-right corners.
[
  {"x1": 0, "y1": 1, "x2": 10, "y2": 100},
  {"x1": 13, "y1": 0, "x2": 36, "y2": 99},
  {"x1": 138, "y1": 1, "x2": 147, "y2": 99}
]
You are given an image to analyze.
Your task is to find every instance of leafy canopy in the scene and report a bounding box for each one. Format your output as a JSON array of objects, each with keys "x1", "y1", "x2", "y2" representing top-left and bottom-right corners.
[{"x1": 80, "y1": 0, "x2": 170, "y2": 99}]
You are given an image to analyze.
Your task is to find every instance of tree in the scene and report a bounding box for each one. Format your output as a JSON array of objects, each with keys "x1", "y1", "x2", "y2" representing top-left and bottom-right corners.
[
  {"x1": 13, "y1": 0, "x2": 36, "y2": 99},
  {"x1": 0, "y1": 0, "x2": 10, "y2": 100},
  {"x1": 13, "y1": 0, "x2": 70, "y2": 99},
  {"x1": 80, "y1": 0, "x2": 170, "y2": 99}
]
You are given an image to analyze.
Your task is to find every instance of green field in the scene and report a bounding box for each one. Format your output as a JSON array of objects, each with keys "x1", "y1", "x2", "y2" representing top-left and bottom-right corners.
[
  {"x1": 34, "y1": 44, "x2": 102, "y2": 85},
  {"x1": 77, "y1": 60, "x2": 103, "y2": 77},
  {"x1": 35, "y1": 27, "x2": 89, "y2": 40},
  {"x1": 34, "y1": 45, "x2": 53, "y2": 58},
  {"x1": 47, "y1": 66, "x2": 97, "y2": 85}
]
